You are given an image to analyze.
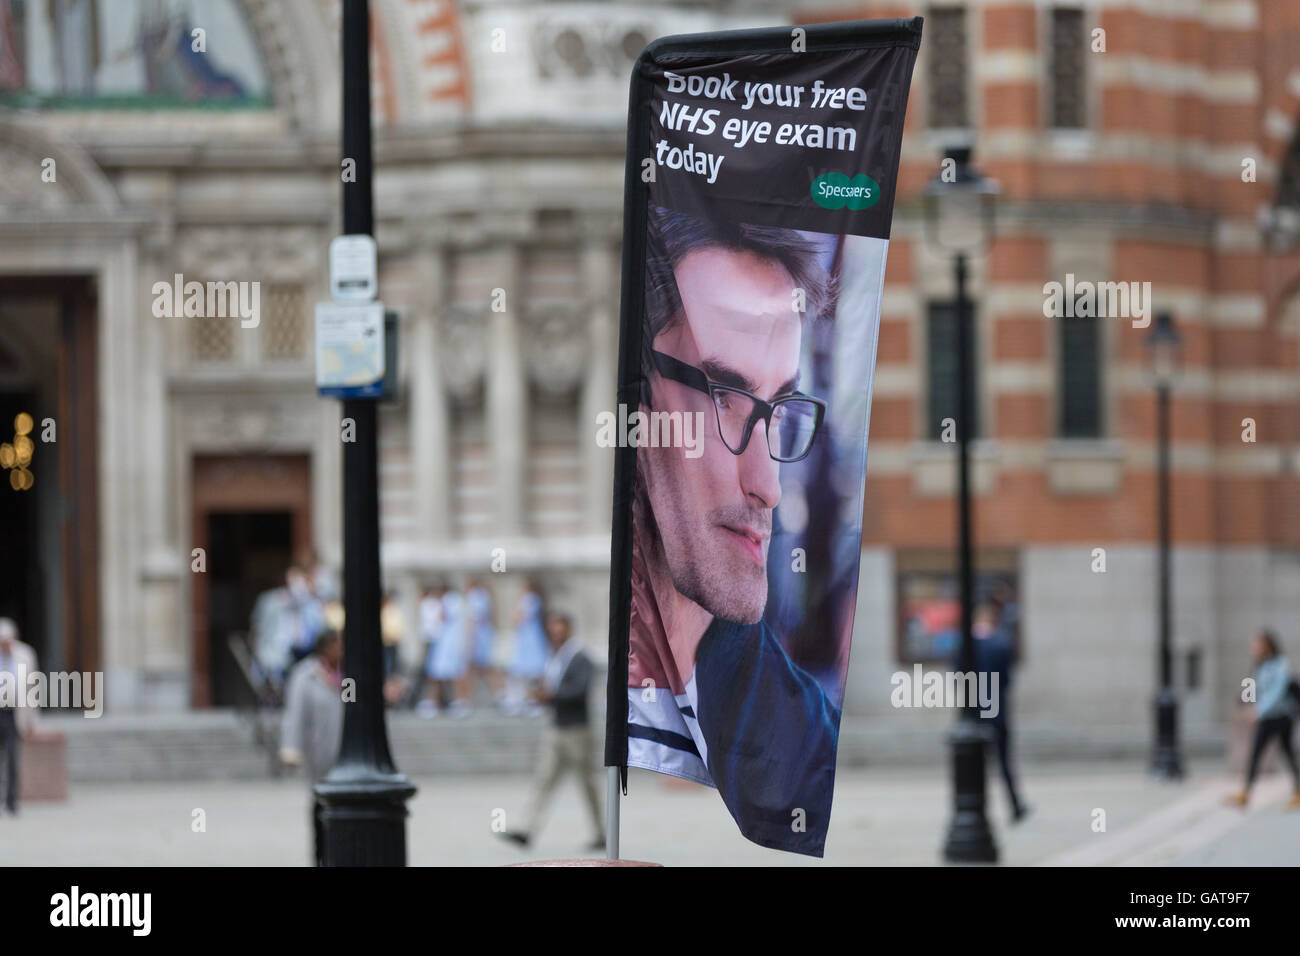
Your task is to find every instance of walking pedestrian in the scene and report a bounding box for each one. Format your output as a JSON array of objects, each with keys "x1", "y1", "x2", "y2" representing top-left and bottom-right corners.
[
  {"x1": 499, "y1": 612, "x2": 604, "y2": 852},
  {"x1": 0, "y1": 618, "x2": 37, "y2": 815},
  {"x1": 967, "y1": 600, "x2": 1029, "y2": 823},
  {"x1": 1226, "y1": 630, "x2": 1300, "y2": 808},
  {"x1": 279, "y1": 630, "x2": 345, "y2": 865}
]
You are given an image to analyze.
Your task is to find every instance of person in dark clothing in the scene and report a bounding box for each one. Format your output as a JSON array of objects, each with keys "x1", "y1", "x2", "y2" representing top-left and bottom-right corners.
[
  {"x1": 966, "y1": 601, "x2": 1029, "y2": 823},
  {"x1": 500, "y1": 612, "x2": 604, "y2": 851}
]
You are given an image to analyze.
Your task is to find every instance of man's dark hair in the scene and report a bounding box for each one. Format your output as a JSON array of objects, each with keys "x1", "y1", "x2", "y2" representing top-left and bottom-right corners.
[
  {"x1": 314, "y1": 630, "x2": 342, "y2": 656},
  {"x1": 973, "y1": 600, "x2": 1004, "y2": 629},
  {"x1": 1258, "y1": 629, "x2": 1280, "y2": 659},
  {"x1": 641, "y1": 207, "x2": 836, "y2": 410},
  {"x1": 644, "y1": 206, "x2": 836, "y2": 342}
]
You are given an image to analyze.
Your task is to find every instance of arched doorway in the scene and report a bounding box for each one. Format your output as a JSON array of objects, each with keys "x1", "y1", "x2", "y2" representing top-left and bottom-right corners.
[
  {"x1": 191, "y1": 453, "x2": 312, "y2": 707},
  {"x1": 0, "y1": 277, "x2": 99, "y2": 679}
]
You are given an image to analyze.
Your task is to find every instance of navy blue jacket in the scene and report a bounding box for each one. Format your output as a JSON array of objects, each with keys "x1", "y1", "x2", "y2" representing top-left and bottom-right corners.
[
  {"x1": 693, "y1": 617, "x2": 841, "y2": 857},
  {"x1": 965, "y1": 630, "x2": 1014, "y2": 723}
]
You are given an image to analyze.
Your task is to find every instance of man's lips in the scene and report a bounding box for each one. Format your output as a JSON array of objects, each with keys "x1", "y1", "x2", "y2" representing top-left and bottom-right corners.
[{"x1": 719, "y1": 524, "x2": 768, "y2": 564}]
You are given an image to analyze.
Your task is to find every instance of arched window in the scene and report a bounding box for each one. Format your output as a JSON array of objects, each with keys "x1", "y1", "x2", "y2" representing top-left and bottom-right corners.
[{"x1": 0, "y1": 0, "x2": 270, "y2": 108}]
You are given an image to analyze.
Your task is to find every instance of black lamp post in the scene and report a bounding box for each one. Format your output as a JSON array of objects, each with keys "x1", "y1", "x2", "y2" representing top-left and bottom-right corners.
[
  {"x1": 314, "y1": 0, "x2": 416, "y2": 865},
  {"x1": 925, "y1": 146, "x2": 1000, "y2": 864},
  {"x1": 1147, "y1": 310, "x2": 1184, "y2": 780}
]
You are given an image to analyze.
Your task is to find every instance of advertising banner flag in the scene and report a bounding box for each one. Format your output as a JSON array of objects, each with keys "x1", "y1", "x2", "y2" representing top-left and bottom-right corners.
[{"x1": 605, "y1": 18, "x2": 922, "y2": 857}]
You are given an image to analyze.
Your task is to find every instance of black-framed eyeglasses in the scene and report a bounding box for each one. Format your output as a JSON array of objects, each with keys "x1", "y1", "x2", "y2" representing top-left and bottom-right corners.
[{"x1": 651, "y1": 350, "x2": 826, "y2": 462}]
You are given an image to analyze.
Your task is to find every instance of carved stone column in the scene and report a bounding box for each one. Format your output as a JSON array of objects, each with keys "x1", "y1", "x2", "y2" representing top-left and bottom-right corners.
[
  {"x1": 486, "y1": 244, "x2": 526, "y2": 537},
  {"x1": 580, "y1": 236, "x2": 617, "y2": 533},
  {"x1": 410, "y1": 245, "x2": 451, "y2": 543}
]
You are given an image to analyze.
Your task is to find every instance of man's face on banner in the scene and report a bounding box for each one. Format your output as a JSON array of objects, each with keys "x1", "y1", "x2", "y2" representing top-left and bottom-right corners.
[{"x1": 643, "y1": 245, "x2": 802, "y2": 626}]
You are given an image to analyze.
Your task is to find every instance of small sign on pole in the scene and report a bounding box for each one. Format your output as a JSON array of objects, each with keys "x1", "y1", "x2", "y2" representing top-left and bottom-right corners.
[
  {"x1": 315, "y1": 301, "x2": 385, "y2": 398},
  {"x1": 329, "y1": 234, "x2": 378, "y2": 301}
]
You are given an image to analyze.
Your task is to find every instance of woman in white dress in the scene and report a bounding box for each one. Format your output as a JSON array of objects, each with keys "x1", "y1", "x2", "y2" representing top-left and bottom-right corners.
[
  {"x1": 505, "y1": 581, "x2": 549, "y2": 716},
  {"x1": 415, "y1": 583, "x2": 445, "y2": 716},
  {"x1": 464, "y1": 579, "x2": 505, "y2": 711},
  {"x1": 431, "y1": 584, "x2": 471, "y2": 717}
]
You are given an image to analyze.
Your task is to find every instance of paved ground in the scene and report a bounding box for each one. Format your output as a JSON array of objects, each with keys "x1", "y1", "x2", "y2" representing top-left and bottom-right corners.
[{"x1": 3, "y1": 758, "x2": 1295, "y2": 865}]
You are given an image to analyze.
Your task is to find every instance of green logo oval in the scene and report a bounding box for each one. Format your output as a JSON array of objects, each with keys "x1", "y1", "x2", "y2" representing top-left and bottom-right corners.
[{"x1": 811, "y1": 172, "x2": 880, "y2": 210}]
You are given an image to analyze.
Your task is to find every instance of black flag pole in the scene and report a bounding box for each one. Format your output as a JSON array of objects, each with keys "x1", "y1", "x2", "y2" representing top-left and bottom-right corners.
[{"x1": 603, "y1": 29, "x2": 661, "y2": 864}]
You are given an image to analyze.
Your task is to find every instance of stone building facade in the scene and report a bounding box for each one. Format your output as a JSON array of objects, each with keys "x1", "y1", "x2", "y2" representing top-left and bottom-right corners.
[{"x1": 0, "y1": 0, "x2": 771, "y2": 710}]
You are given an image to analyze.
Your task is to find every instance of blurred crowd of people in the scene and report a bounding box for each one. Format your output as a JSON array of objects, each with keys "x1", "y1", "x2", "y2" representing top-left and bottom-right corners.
[
  {"x1": 411, "y1": 578, "x2": 550, "y2": 718},
  {"x1": 250, "y1": 553, "x2": 340, "y2": 695},
  {"x1": 259, "y1": 571, "x2": 585, "y2": 861},
  {"x1": 250, "y1": 567, "x2": 553, "y2": 720}
]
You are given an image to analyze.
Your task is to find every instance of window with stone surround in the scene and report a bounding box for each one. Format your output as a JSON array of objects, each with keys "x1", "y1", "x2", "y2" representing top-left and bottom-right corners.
[
  {"x1": 186, "y1": 281, "x2": 306, "y2": 365},
  {"x1": 189, "y1": 310, "x2": 236, "y2": 364},
  {"x1": 260, "y1": 284, "x2": 307, "y2": 362},
  {"x1": 527, "y1": 388, "x2": 582, "y2": 539},
  {"x1": 927, "y1": 6, "x2": 969, "y2": 129},
  {"x1": 1280, "y1": 131, "x2": 1300, "y2": 212},
  {"x1": 1271, "y1": 126, "x2": 1300, "y2": 250},
  {"x1": 1048, "y1": 7, "x2": 1087, "y2": 129},
  {"x1": 926, "y1": 299, "x2": 980, "y2": 440},
  {"x1": 1058, "y1": 313, "x2": 1102, "y2": 437},
  {"x1": 895, "y1": 550, "x2": 1020, "y2": 664}
]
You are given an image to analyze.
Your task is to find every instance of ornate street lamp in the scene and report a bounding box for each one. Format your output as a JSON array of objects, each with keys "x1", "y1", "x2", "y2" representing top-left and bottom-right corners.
[
  {"x1": 925, "y1": 146, "x2": 1000, "y2": 863},
  {"x1": 1147, "y1": 310, "x2": 1184, "y2": 780}
]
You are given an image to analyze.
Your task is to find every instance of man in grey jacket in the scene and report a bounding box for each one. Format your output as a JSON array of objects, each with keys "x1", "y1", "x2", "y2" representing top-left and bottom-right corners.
[
  {"x1": 279, "y1": 630, "x2": 344, "y2": 864},
  {"x1": 500, "y1": 612, "x2": 604, "y2": 852}
]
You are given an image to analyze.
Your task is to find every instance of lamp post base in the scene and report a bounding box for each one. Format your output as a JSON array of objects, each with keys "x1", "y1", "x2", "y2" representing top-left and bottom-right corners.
[
  {"x1": 316, "y1": 768, "x2": 417, "y2": 866},
  {"x1": 942, "y1": 717, "x2": 999, "y2": 863},
  {"x1": 1151, "y1": 687, "x2": 1184, "y2": 781}
]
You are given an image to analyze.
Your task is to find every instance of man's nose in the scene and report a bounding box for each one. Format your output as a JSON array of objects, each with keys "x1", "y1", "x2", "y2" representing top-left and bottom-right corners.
[{"x1": 738, "y1": 422, "x2": 782, "y2": 510}]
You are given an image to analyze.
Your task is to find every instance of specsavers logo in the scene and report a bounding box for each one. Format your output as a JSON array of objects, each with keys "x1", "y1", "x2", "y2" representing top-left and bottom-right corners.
[{"x1": 810, "y1": 172, "x2": 879, "y2": 210}]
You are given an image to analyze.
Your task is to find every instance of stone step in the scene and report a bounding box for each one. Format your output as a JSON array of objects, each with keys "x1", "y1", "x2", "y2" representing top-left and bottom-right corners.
[
  {"x1": 42, "y1": 710, "x2": 1231, "y2": 784},
  {"x1": 49, "y1": 710, "x2": 550, "y2": 783}
]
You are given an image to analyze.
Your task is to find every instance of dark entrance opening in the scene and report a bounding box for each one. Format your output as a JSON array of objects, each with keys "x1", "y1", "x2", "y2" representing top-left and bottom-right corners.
[
  {"x1": 206, "y1": 511, "x2": 293, "y2": 707},
  {"x1": 0, "y1": 390, "x2": 43, "y2": 661},
  {"x1": 0, "y1": 277, "x2": 98, "y2": 679}
]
